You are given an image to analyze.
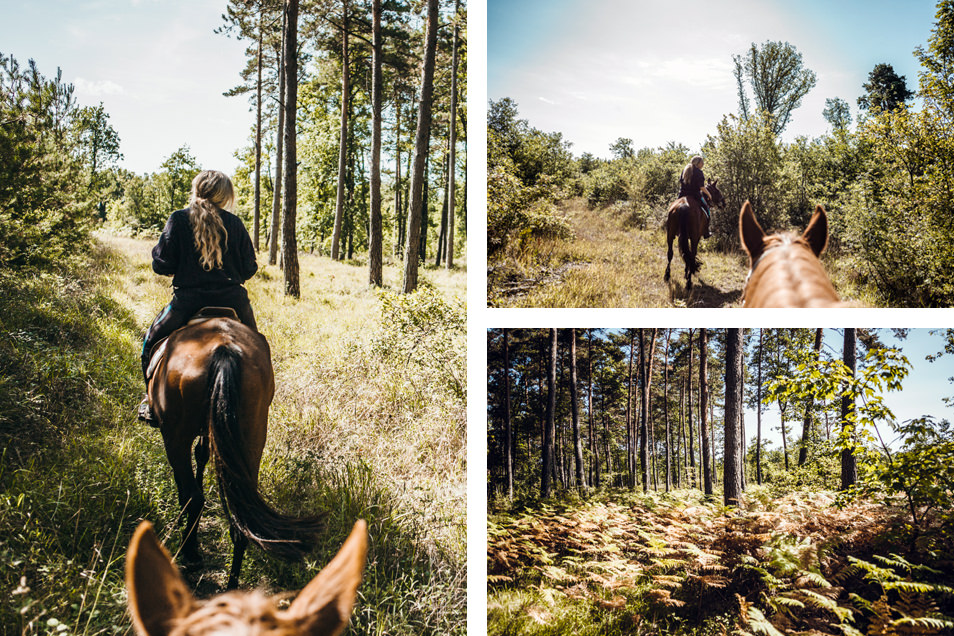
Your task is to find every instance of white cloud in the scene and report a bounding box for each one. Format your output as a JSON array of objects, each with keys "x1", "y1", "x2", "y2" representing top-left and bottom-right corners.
[{"x1": 74, "y1": 77, "x2": 125, "y2": 96}]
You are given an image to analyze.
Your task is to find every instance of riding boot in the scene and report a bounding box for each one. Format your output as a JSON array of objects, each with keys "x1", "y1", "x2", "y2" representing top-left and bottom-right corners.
[{"x1": 138, "y1": 394, "x2": 159, "y2": 427}]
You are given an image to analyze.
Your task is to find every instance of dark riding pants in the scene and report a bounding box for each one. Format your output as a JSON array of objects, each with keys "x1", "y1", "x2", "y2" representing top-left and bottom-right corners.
[{"x1": 141, "y1": 286, "x2": 257, "y2": 383}]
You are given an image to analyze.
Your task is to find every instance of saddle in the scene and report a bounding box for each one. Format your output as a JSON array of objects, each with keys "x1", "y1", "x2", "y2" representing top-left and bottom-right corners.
[{"x1": 145, "y1": 307, "x2": 239, "y2": 381}]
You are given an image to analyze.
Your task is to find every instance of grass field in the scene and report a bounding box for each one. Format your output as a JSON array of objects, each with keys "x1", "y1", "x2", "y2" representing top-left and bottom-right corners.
[
  {"x1": 488, "y1": 199, "x2": 873, "y2": 308},
  {"x1": 0, "y1": 234, "x2": 466, "y2": 634}
]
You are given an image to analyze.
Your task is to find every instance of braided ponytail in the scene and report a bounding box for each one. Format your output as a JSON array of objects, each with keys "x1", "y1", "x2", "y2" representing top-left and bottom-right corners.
[{"x1": 188, "y1": 170, "x2": 234, "y2": 271}]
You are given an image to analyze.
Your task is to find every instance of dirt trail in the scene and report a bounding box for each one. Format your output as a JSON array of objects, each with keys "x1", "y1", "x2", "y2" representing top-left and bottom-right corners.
[{"x1": 489, "y1": 200, "x2": 749, "y2": 308}]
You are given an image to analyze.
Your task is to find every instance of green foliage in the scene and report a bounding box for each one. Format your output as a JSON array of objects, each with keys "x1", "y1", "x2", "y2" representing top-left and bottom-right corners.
[
  {"x1": 0, "y1": 54, "x2": 116, "y2": 270},
  {"x1": 106, "y1": 146, "x2": 200, "y2": 235},
  {"x1": 847, "y1": 104, "x2": 954, "y2": 305},
  {"x1": 867, "y1": 417, "x2": 954, "y2": 532},
  {"x1": 703, "y1": 112, "x2": 784, "y2": 247},
  {"x1": 732, "y1": 40, "x2": 817, "y2": 136},
  {"x1": 374, "y1": 284, "x2": 466, "y2": 400},
  {"x1": 843, "y1": 554, "x2": 954, "y2": 634},
  {"x1": 487, "y1": 99, "x2": 577, "y2": 254},
  {"x1": 823, "y1": 97, "x2": 852, "y2": 131},
  {"x1": 857, "y1": 63, "x2": 914, "y2": 113},
  {"x1": 488, "y1": 145, "x2": 573, "y2": 254}
]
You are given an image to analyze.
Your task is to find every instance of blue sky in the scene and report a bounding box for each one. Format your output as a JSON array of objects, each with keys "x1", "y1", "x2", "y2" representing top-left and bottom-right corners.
[
  {"x1": 748, "y1": 328, "x2": 953, "y2": 450},
  {"x1": 488, "y1": 0, "x2": 940, "y2": 157},
  {"x1": 1, "y1": 0, "x2": 254, "y2": 174}
]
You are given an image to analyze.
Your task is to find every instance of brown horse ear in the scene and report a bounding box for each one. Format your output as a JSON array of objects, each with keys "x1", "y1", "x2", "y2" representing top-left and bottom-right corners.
[
  {"x1": 802, "y1": 205, "x2": 829, "y2": 256},
  {"x1": 739, "y1": 201, "x2": 765, "y2": 262},
  {"x1": 126, "y1": 521, "x2": 195, "y2": 636},
  {"x1": 287, "y1": 520, "x2": 368, "y2": 636}
]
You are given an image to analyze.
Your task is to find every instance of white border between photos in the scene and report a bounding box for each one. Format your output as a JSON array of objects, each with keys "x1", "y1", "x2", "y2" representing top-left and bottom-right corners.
[{"x1": 465, "y1": 1, "x2": 954, "y2": 634}]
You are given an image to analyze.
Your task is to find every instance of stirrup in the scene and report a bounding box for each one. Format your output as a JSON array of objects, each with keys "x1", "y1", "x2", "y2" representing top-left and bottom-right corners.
[{"x1": 137, "y1": 397, "x2": 159, "y2": 428}]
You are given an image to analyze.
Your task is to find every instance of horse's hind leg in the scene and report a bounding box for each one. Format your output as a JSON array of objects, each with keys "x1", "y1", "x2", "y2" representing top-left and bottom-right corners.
[
  {"x1": 194, "y1": 435, "x2": 209, "y2": 493},
  {"x1": 163, "y1": 439, "x2": 205, "y2": 565},
  {"x1": 227, "y1": 528, "x2": 248, "y2": 590},
  {"x1": 664, "y1": 224, "x2": 675, "y2": 282}
]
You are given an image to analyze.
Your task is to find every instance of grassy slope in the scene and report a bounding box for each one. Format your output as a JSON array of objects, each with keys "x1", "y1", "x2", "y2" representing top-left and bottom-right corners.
[
  {"x1": 487, "y1": 488, "x2": 953, "y2": 636},
  {"x1": 0, "y1": 235, "x2": 466, "y2": 635},
  {"x1": 488, "y1": 200, "x2": 870, "y2": 308}
]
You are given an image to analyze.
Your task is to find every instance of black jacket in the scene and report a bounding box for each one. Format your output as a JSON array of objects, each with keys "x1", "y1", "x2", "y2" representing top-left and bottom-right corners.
[
  {"x1": 678, "y1": 167, "x2": 705, "y2": 200},
  {"x1": 152, "y1": 208, "x2": 257, "y2": 289}
]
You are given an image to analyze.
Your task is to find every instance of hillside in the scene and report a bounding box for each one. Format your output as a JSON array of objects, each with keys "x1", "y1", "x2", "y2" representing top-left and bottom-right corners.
[{"x1": 0, "y1": 234, "x2": 466, "y2": 635}]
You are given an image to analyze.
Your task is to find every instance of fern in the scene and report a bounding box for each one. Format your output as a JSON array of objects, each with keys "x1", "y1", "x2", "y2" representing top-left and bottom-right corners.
[
  {"x1": 795, "y1": 588, "x2": 854, "y2": 622},
  {"x1": 883, "y1": 580, "x2": 954, "y2": 595},
  {"x1": 744, "y1": 605, "x2": 786, "y2": 636},
  {"x1": 890, "y1": 616, "x2": 954, "y2": 631}
]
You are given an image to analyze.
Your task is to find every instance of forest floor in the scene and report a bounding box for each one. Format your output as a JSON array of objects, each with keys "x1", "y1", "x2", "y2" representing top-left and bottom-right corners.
[
  {"x1": 0, "y1": 234, "x2": 466, "y2": 634},
  {"x1": 487, "y1": 488, "x2": 954, "y2": 636},
  {"x1": 487, "y1": 199, "x2": 869, "y2": 308}
]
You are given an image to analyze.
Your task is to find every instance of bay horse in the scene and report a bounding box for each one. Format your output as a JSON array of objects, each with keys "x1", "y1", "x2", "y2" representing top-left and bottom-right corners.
[
  {"x1": 664, "y1": 178, "x2": 725, "y2": 290},
  {"x1": 739, "y1": 201, "x2": 842, "y2": 307},
  {"x1": 146, "y1": 313, "x2": 323, "y2": 589},
  {"x1": 126, "y1": 519, "x2": 366, "y2": 636}
]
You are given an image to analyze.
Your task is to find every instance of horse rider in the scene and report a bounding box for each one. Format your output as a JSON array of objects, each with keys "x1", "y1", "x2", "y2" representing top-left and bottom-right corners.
[
  {"x1": 138, "y1": 170, "x2": 259, "y2": 425},
  {"x1": 678, "y1": 155, "x2": 712, "y2": 238}
]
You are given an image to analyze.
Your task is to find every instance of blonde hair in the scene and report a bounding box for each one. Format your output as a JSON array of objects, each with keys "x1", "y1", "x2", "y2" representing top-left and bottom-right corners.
[
  {"x1": 681, "y1": 155, "x2": 705, "y2": 184},
  {"x1": 188, "y1": 170, "x2": 234, "y2": 271}
]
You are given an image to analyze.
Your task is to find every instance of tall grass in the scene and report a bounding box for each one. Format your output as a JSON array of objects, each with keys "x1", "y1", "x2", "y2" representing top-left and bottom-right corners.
[
  {"x1": 488, "y1": 199, "x2": 749, "y2": 308},
  {"x1": 0, "y1": 235, "x2": 466, "y2": 634}
]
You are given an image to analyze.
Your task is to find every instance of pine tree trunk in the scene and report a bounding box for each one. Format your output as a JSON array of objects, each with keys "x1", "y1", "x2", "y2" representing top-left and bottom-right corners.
[
  {"x1": 724, "y1": 328, "x2": 744, "y2": 506},
  {"x1": 402, "y1": 0, "x2": 438, "y2": 293},
  {"x1": 570, "y1": 329, "x2": 585, "y2": 492},
  {"x1": 503, "y1": 329, "x2": 513, "y2": 500},
  {"x1": 625, "y1": 331, "x2": 636, "y2": 489},
  {"x1": 253, "y1": 16, "x2": 263, "y2": 251},
  {"x1": 700, "y1": 328, "x2": 712, "y2": 496},
  {"x1": 445, "y1": 0, "x2": 460, "y2": 269},
  {"x1": 393, "y1": 92, "x2": 403, "y2": 256},
  {"x1": 588, "y1": 331, "x2": 599, "y2": 488},
  {"x1": 542, "y1": 329, "x2": 557, "y2": 498},
  {"x1": 638, "y1": 329, "x2": 647, "y2": 491},
  {"x1": 281, "y1": 0, "x2": 300, "y2": 298},
  {"x1": 664, "y1": 329, "x2": 672, "y2": 492},
  {"x1": 368, "y1": 0, "x2": 383, "y2": 285},
  {"x1": 268, "y1": 7, "x2": 285, "y2": 267},
  {"x1": 798, "y1": 328, "x2": 823, "y2": 466},
  {"x1": 756, "y1": 329, "x2": 764, "y2": 484},
  {"x1": 434, "y1": 149, "x2": 448, "y2": 265},
  {"x1": 331, "y1": 0, "x2": 350, "y2": 261},
  {"x1": 840, "y1": 328, "x2": 858, "y2": 490},
  {"x1": 687, "y1": 329, "x2": 696, "y2": 488}
]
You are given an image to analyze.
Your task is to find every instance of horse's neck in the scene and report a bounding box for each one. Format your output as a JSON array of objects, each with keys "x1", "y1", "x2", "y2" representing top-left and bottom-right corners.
[{"x1": 745, "y1": 238, "x2": 840, "y2": 307}]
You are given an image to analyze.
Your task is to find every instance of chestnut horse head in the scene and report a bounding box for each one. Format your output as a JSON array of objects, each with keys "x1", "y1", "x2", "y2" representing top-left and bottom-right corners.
[
  {"x1": 703, "y1": 178, "x2": 725, "y2": 211},
  {"x1": 147, "y1": 316, "x2": 323, "y2": 589},
  {"x1": 739, "y1": 201, "x2": 842, "y2": 307},
  {"x1": 126, "y1": 520, "x2": 367, "y2": 636},
  {"x1": 664, "y1": 178, "x2": 723, "y2": 291}
]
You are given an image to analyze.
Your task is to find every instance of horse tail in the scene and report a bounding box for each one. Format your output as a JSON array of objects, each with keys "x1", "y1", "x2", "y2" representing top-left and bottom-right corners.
[
  {"x1": 677, "y1": 204, "x2": 698, "y2": 274},
  {"x1": 207, "y1": 345, "x2": 323, "y2": 560}
]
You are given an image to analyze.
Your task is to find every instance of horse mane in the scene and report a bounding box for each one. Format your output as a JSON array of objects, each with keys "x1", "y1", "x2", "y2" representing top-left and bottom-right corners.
[
  {"x1": 168, "y1": 591, "x2": 284, "y2": 635},
  {"x1": 740, "y1": 201, "x2": 842, "y2": 308}
]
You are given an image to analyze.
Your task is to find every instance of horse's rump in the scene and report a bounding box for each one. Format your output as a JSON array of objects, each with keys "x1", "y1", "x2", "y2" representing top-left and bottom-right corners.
[{"x1": 148, "y1": 316, "x2": 322, "y2": 587}]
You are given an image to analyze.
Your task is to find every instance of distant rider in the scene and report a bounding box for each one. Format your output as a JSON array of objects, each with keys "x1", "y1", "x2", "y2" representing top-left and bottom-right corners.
[
  {"x1": 138, "y1": 170, "x2": 259, "y2": 425},
  {"x1": 678, "y1": 155, "x2": 712, "y2": 238}
]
